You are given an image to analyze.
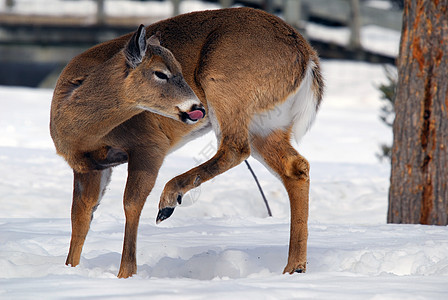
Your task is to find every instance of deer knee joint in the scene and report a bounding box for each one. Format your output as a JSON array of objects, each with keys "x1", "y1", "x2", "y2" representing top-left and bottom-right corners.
[
  {"x1": 238, "y1": 143, "x2": 251, "y2": 159},
  {"x1": 232, "y1": 144, "x2": 251, "y2": 166},
  {"x1": 221, "y1": 142, "x2": 250, "y2": 166},
  {"x1": 286, "y1": 156, "x2": 310, "y2": 181}
]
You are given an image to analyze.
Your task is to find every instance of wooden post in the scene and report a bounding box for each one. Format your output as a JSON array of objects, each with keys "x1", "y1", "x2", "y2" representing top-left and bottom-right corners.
[
  {"x1": 220, "y1": 0, "x2": 233, "y2": 8},
  {"x1": 96, "y1": 0, "x2": 106, "y2": 25},
  {"x1": 6, "y1": 0, "x2": 15, "y2": 9},
  {"x1": 284, "y1": 0, "x2": 303, "y2": 31},
  {"x1": 348, "y1": 0, "x2": 361, "y2": 50},
  {"x1": 172, "y1": 0, "x2": 181, "y2": 16},
  {"x1": 264, "y1": 0, "x2": 275, "y2": 14}
]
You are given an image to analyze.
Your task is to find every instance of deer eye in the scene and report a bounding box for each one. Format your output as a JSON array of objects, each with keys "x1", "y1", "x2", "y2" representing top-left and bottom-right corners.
[{"x1": 154, "y1": 71, "x2": 169, "y2": 81}]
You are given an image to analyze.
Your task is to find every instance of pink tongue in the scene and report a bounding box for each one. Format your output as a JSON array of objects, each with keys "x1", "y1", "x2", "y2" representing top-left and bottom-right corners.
[{"x1": 187, "y1": 110, "x2": 204, "y2": 120}]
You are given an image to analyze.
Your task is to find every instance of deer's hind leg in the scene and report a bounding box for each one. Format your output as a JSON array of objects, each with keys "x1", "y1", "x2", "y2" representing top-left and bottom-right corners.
[
  {"x1": 157, "y1": 92, "x2": 252, "y2": 221},
  {"x1": 66, "y1": 168, "x2": 112, "y2": 267},
  {"x1": 251, "y1": 129, "x2": 310, "y2": 274}
]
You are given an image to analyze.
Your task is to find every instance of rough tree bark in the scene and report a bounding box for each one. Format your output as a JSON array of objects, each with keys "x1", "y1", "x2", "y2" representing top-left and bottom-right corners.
[{"x1": 388, "y1": 0, "x2": 448, "y2": 225}]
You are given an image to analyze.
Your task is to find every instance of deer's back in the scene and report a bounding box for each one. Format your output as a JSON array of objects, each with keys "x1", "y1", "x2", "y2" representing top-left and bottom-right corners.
[
  {"x1": 53, "y1": 7, "x2": 316, "y2": 151},
  {"x1": 57, "y1": 7, "x2": 312, "y2": 97}
]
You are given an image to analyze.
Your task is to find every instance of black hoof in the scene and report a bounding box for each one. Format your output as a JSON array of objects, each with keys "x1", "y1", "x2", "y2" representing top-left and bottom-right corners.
[{"x1": 156, "y1": 207, "x2": 175, "y2": 224}]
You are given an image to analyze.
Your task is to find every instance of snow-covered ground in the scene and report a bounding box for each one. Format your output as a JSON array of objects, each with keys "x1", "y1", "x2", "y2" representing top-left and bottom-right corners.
[
  {"x1": 1, "y1": 59, "x2": 448, "y2": 299},
  {"x1": 1, "y1": 1, "x2": 447, "y2": 299}
]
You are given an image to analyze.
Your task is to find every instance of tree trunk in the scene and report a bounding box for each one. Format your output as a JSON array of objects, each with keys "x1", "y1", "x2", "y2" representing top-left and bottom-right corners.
[{"x1": 388, "y1": 0, "x2": 448, "y2": 225}]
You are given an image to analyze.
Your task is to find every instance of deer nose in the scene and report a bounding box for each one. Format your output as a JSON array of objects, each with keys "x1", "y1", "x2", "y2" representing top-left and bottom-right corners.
[{"x1": 180, "y1": 103, "x2": 206, "y2": 124}]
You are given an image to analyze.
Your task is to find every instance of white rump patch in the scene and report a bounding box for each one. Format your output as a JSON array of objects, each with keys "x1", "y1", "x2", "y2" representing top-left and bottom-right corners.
[
  {"x1": 249, "y1": 60, "x2": 318, "y2": 143},
  {"x1": 290, "y1": 60, "x2": 318, "y2": 143},
  {"x1": 99, "y1": 168, "x2": 112, "y2": 201}
]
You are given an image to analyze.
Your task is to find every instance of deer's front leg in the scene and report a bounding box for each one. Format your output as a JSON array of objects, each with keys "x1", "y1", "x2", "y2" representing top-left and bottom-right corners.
[
  {"x1": 157, "y1": 140, "x2": 250, "y2": 223},
  {"x1": 117, "y1": 147, "x2": 166, "y2": 278},
  {"x1": 66, "y1": 169, "x2": 112, "y2": 267}
]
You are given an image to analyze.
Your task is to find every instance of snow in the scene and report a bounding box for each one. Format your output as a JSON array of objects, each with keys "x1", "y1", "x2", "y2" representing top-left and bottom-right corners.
[
  {"x1": 306, "y1": 23, "x2": 400, "y2": 57},
  {"x1": 1, "y1": 59, "x2": 447, "y2": 299},
  {"x1": 365, "y1": 0, "x2": 394, "y2": 10},
  {"x1": 1, "y1": 1, "x2": 447, "y2": 299}
]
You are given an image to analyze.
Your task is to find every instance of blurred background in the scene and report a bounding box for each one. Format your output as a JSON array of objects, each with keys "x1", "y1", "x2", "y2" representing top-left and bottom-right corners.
[{"x1": 0, "y1": 0, "x2": 402, "y2": 88}]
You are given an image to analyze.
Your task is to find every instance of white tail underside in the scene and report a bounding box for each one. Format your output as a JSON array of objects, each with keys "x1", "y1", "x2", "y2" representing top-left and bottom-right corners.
[
  {"x1": 249, "y1": 60, "x2": 318, "y2": 143},
  {"x1": 290, "y1": 60, "x2": 318, "y2": 143}
]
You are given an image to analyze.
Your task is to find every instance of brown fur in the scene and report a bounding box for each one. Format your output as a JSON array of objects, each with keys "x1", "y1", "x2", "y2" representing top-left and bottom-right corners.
[{"x1": 50, "y1": 7, "x2": 324, "y2": 278}]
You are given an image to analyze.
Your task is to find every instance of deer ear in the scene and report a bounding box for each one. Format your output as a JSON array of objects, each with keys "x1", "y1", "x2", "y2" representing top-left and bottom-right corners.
[
  {"x1": 124, "y1": 24, "x2": 147, "y2": 68},
  {"x1": 147, "y1": 31, "x2": 162, "y2": 46}
]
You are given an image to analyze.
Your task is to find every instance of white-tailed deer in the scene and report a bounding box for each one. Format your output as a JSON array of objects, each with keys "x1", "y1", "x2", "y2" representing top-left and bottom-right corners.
[{"x1": 50, "y1": 7, "x2": 323, "y2": 278}]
